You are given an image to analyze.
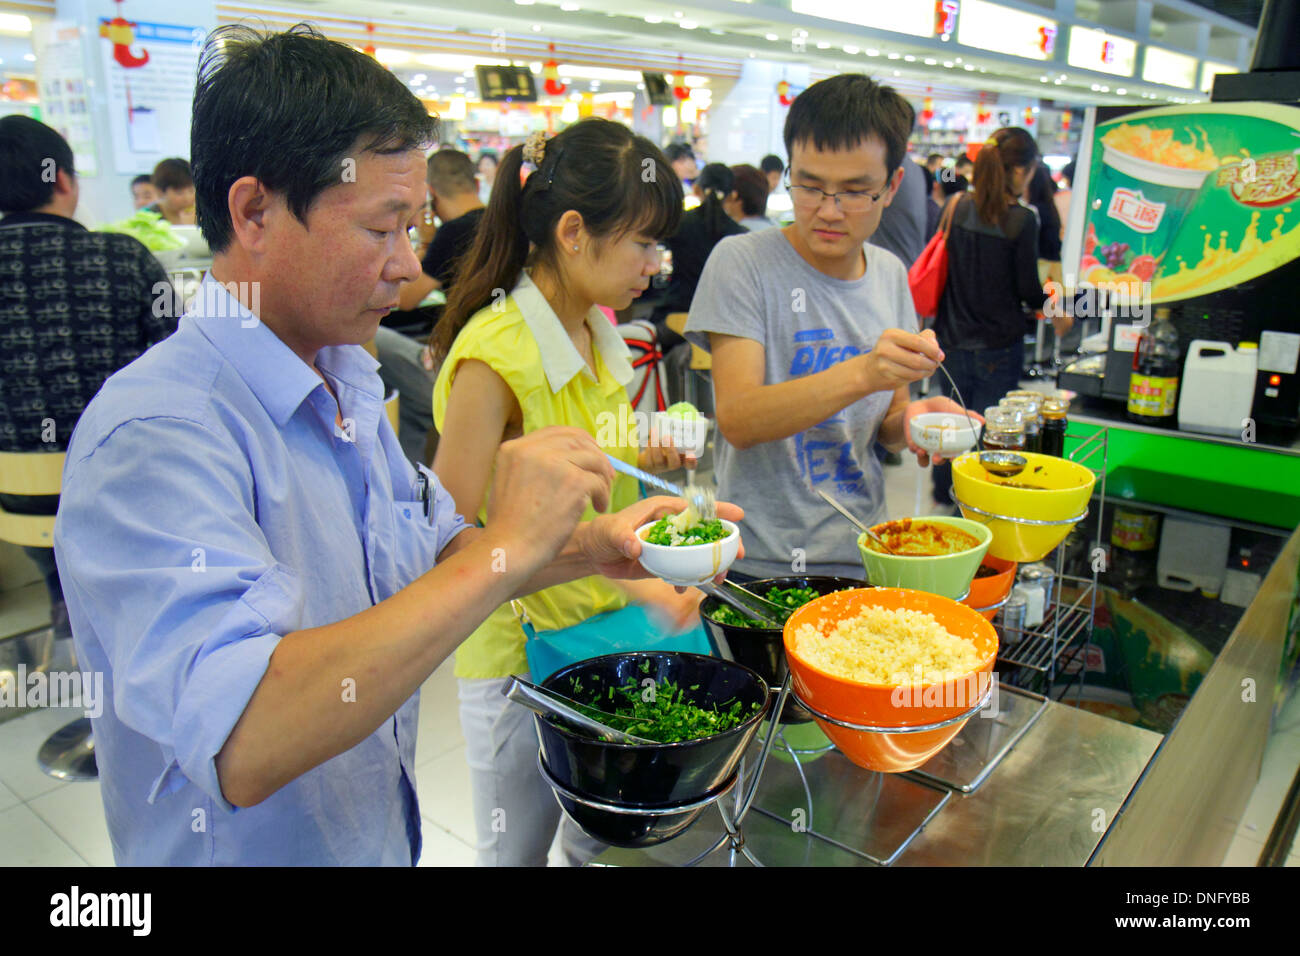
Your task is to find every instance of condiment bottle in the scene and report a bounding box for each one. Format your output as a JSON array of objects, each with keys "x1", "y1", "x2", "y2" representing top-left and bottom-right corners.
[
  {"x1": 1127, "y1": 307, "x2": 1182, "y2": 425},
  {"x1": 1003, "y1": 396, "x2": 1042, "y2": 454},
  {"x1": 981, "y1": 406, "x2": 1025, "y2": 452},
  {"x1": 1040, "y1": 394, "x2": 1069, "y2": 457},
  {"x1": 1016, "y1": 562, "x2": 1055, "y2": 626},
  {"x1": 1109, "y1": 506, "x2": 1160, "y2": 597},
  {"x1": 998, "y1": 589, "x2": 1029, "y2": 646}
]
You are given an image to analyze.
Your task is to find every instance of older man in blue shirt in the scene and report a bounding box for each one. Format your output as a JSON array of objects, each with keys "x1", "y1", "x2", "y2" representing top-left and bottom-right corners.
[{"x1": 53, "y1": 24, "x2": 739, "y2": 866}]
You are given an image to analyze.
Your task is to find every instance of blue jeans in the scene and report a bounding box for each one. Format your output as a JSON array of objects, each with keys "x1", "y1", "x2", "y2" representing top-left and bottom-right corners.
[{"x1": 931, "y1": 343, "x2": 1023, "y2": 504}]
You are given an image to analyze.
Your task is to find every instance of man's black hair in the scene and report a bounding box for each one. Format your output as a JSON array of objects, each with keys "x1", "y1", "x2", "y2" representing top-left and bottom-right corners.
[
  {"x1": 784, "y1": 74, "x2": 912, "y2": 179},
  {"x1": 664, "y1": 142, "x2": 695, "y2": 163},
  {"x1": 428, "y1": 148, "x2": 478, "y2": 196},
  {"x1": 131, "y1": 173, "x2": 153, "y2": 188},
  {"x1": 0, "y1": 116, "x2": 74, "y2": 214},
  {"x1": 192, "y1": 23, "x2": 438, "y2": 253},
  {"x1": 759, "y1": 154, "x2": 784, "y2": 176}
]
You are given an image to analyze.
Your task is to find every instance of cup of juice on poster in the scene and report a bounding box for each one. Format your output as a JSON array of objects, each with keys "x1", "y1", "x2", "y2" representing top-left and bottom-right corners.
[{"x1": 1082, "y1": 123, "x2": 1218, "y2": 297}]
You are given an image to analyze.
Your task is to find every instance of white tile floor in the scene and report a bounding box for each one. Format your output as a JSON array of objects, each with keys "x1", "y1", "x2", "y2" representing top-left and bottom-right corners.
[{"x1": 1, "y1": 456, "x2": 1296, "y2": 867}]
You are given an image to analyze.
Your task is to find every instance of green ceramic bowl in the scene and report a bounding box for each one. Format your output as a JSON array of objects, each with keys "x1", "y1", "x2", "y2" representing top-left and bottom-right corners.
[{"x1": 856, "y1": 517, "x2": 992, "y2": 601}]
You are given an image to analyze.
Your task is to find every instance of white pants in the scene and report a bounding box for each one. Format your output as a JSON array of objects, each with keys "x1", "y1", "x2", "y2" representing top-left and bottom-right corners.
[{"x1": 457, "y1": 676, "x2": 607, "y2": 867}]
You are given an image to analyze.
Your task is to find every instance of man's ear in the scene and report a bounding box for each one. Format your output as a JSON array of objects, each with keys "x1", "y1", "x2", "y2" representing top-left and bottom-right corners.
[
  {"x1": 226, "y1": 176, "x2": 274, "y2": 252},
  {"x1": 53, "y1": 168, "x2": 76, "y2": 198}
]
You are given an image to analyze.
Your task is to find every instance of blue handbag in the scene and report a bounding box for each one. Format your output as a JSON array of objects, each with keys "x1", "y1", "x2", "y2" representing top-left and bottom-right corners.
[{"x1": 516, "y1": 600, "x2": 712, "y2": 683}]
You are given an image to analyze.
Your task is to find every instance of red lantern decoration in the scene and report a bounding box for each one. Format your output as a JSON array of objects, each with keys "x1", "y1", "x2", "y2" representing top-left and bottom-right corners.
[
  {"x1": 672, "y1": 70, "x2": 689, "y2": 101},
  {"x1": 363, "y1": 22, "x2": 377, "y2": 59},
  {"x1": 976, "y1": 102, "x2": 992, "y2": 125},
  {"x1": 543, "y1": 43, "x2": 567, "y2": 96},
  {"x1": 1024, "y1": 106, "x2": 1035, "y2": 126},
  {"x1": 1061, "y1": 110, "x2": 1072, "y2": 131},
  {"x1": 921, "y1": 95, "x2": 935, "y2": 126},
  {"x1": 777, "y1": 79, "x2": 793, "y2": 107}
]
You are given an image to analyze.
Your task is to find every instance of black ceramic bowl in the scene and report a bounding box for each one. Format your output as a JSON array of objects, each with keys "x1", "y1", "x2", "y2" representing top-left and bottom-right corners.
[
  {"x1": 537, "y1": 651, "x2": 769, "y2": 807},
  {"x1": 698, "y1": 576, "x2": 866, "y2": 724},
  {"x1": 538, "y1": 753, "x2": 738, "y2": 848}
]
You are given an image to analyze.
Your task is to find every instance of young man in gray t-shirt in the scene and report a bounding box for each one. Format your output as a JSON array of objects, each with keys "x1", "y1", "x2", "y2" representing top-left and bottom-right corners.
[{"x1": 686, "y1": 74, "x2": 973, "y2": 580}]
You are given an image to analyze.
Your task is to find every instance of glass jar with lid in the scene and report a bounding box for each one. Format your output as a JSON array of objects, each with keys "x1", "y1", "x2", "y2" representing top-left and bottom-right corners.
[
  {"x1": 1002, "y1": 396, "x2": 1042, "y2": 454},
  {"x1": 981, "y1": 406, "x2": 1025, "y2": 451}
]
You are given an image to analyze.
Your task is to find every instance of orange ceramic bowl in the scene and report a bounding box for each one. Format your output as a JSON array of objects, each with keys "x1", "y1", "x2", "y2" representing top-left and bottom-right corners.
[
  {"x1": 782, "y1": 588, "x2": 998, "y2": 772},
  {"x1": 961, "y1": 555, "x2": 1018, "y2": 622}
]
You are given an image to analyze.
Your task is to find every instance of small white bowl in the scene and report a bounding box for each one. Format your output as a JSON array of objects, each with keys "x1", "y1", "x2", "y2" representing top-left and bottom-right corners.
[
  {"x1": 909, "y1": 412, "x2": 979, "y2": 457},
  {"x1": 650, "y1": 411, "x2": 711, "y2": 460},
  {"x1": 635, "y1": 518, "x2": 740, "y2": 587}
]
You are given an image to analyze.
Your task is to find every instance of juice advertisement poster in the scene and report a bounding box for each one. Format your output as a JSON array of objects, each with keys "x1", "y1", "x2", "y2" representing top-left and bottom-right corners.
[{"x1": 1080, "y1": 102, "x2": 1300, "y2": 303}]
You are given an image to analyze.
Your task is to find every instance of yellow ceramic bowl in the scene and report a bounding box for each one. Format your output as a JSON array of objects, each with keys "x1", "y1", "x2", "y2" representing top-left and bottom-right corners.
[{"x1": 950, "y1": 452, "x2": 1095, "y2": 562}]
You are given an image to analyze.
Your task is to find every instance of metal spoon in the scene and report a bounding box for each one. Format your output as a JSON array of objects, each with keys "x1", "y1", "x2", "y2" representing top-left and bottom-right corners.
[
  {"x1": 978, "y1": 450, "x2": 1029, "y2": 478},
  {"x1": 605, "y1": 454, "x2": 716, "y2": 521},
  {"x1": 503, "y1": 676, "x2": 657, "y2": 745},
  {"x1": 700, "y1": 579, "x2": 789, "y2": 627},
  {"x1": 816, "y1": 488, "x2": 899, "y2": 555}
]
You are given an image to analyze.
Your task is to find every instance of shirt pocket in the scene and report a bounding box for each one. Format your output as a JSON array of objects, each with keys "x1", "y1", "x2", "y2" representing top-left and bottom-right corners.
[{"x1": 364, "y1": 500, "x2": 440, "y2": 600}]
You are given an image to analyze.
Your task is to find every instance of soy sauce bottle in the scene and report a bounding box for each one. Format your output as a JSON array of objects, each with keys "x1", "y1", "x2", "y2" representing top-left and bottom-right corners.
[
  {"x1": 1040, "y1": 396, "x2": 1069, "y2": 458},
  {"x1": 1127, "y1": 308, "x2": 1182, "y2": 425}
]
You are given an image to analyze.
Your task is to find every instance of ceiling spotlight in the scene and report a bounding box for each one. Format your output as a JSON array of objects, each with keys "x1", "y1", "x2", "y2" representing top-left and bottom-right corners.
[
  {"x1": 560, "y1": 1, "x2": 579, "y2": 8},
  {"x1": 865, "y1": 48, "x2": 879, "y2": 56},
  {"x1": 531, "y1": 24, "x2": 542, "y2": 32},
  {"x1": 679, "y1": 20, "x2": 697, "y2": 29},
  {"x1": 816, "y1": 41, "x2": 830, "y2": 49},
  {"x1": 765, "y1": 33, "x2": 778, "y2": 41},
  {"x1": 1116, "y1": 88, "x2": 1127, "y2": 95},
  {"x1": 964, "y1": 64, "x2": 975, "y2": 71},
  {"x1": 903, "y1": 54, "x2": 916, "y2": 62},
  {"x1": 924, "y1": 57, "x2": 936, "y2": 65},
  {"x1": 843, "y1": 44, "x2": 859, "y2": 54}
]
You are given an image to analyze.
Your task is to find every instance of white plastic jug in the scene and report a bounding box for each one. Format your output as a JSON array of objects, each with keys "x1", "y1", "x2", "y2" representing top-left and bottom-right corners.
[{"x1": 1177, "y1": 340, "x2": 1258, "y2": 437}]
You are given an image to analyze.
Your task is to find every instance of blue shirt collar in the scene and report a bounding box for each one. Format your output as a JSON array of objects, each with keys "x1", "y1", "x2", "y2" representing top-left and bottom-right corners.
[{"x1": 186, "y1": 274, "x2": 382, "y2": 426}]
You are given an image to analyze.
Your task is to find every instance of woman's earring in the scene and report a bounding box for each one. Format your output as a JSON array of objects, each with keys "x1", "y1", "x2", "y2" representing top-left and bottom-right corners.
[{"x1": 573, "y1": 245, "x2": 579, "y2": 252}]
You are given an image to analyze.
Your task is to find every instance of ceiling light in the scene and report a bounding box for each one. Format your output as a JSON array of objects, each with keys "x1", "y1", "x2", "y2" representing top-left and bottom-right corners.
[
  {"x1": 680, "y1": 20, "x2": 697, "y2": 29},
  {"x1": 964, "y1": 64, "x2": 975, "y2": 71},
  {"x1": 887, "y1": 52, "x2": 900, "y2": 60},
  {"x1": 645, "y1": 15, "x2": 662, "y2": 23},
  {"x1": 1116, "y1": 88, "x2": 1127, "y2": 95},
  {"x1": 531, "y1": 24, "x2": 543, "y2": 31},
  {"x1": 560, "y1": 1, "x2": 580, "y2": 8},
  {"x1": 765, "y1": 33, "x2": 778, "y2": 41},
  {"x1": 954, "y1": 57, "x2": 962, "y2": 64},
  {"x1": 816, "y1": 41, "x2": 830, "y2": 49},
  {"x1": 865, "y1": 48, "x2": 879, "y2": 56},
  {"x1": 0, "y1": 13, "x2": 33, "y2": 33},
  {"x1": 514, "y1": 0, "x2": 535, "y2": 4},
  {"x1": 943, "y1": 61, "x2": 953, "y2": 68},
  {"x1": 674, "y1": 10, "x2": 684, "y2": 17},
  {"x1": 412, "y1": 73, "x2": 426, "y2": 83},
  {"x1": 893, "y1": 70, "x2": 901, "y2": 77},
  {"x1": 709, "y1": 28, "x2": 725, "y2": 35},
  {"x1": 843, "y1": 45, "x2": 859, "y2": 54},
  {"x1": 375, "y1": 49, "x2": 413, "y2": 66},
  {"x1": 924, "y1": 58, "x2": 936, "y2": 65},
  {"x1": 903, "y1": 55, "x2": 916, "y2": 62}
]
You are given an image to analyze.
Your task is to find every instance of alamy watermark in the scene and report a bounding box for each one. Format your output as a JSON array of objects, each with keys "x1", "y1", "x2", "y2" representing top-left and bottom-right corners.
[{"x1": 0, "y1": 665, "x2": 103, "y2": 718}]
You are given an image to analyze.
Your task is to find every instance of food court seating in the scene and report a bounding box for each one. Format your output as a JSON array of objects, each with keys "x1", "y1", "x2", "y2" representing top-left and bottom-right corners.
[{"x1": 0, "y1": 451, "x2": 96, "y2": 780}]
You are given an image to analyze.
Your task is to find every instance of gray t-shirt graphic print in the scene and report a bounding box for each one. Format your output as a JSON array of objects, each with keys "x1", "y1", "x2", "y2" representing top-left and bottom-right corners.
[{"x1": 686, "y1": 227, "x2": 917, "y2": 579}]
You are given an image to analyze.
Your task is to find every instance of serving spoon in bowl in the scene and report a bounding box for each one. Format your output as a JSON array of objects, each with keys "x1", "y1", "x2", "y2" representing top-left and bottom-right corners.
[
  {"x1": 816, "y1": 488, "x2": 899, "y2": 555},
  {"x1": 605, "y1": 454, "x2": 716, "y2": 521},
  {"x1": 503, "y1": 676, "x2": 657, "y2": 745}
]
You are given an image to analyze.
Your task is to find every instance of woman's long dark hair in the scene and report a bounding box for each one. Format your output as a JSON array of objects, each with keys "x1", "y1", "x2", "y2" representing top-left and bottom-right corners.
[
  {"x1": 431, "y1": 118, "x2": 683, "y2": 363},
  {"x1": 971, "y1": 126, "x2": 1038, "y2": 229},
  {"x1": 693, "y1": 162, "x2": 736, "y2": 243}
]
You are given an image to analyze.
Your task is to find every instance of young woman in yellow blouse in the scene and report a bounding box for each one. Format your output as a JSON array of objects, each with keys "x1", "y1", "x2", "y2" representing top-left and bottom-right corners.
[{"x1": 431, "y1": 119, "x2": 700, "y2": 866}]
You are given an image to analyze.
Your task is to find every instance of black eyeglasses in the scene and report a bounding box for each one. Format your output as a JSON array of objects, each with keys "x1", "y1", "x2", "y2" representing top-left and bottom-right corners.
[{"x1": 784, "y1": 168, "x2": 888, "y2": 212}]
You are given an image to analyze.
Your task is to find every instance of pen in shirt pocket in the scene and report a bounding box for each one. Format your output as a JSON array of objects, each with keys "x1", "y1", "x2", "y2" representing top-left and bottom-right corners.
[{"x1": 414, "y1": 471, "x2": 432, "y2": 523}]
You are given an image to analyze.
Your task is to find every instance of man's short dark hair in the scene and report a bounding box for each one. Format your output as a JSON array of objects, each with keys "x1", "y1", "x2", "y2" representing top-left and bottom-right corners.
[
  {"x1": 427, "y1": 148, "x2": 477, "y2": 196},
  {"x1": 664, "y1": 142, "x2": 695, "y2": 163},
  {"x1": 783, "y1": 74, "x2": 912, "y2": 179},
  {"x1": 131, "y1": 173, "x2": 154, "y2": 188},
  {"x1": 0, "y1": 116, "x2": 75, "y2": 214},
  {"x1": 759, "y1": 154, "x2": 784, "y2": 176},
  {"x1": 192, "y1": 24, "x2": 438, "y2": 254},
  {"x1": 152, "y1": 158, "x2": 193, "y2": 192},
  {"x1": 954, "y1": 155, "x2": 974, "y2": 174},
  {"x1": 926, "y1": 152, "x2": 945, "y2": 166}
]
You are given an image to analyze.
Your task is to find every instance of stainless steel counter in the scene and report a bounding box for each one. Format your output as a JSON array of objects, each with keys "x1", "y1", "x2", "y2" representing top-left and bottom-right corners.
[{"x1": 591, "y1": 701, "x2": 1162, "y2": 867}]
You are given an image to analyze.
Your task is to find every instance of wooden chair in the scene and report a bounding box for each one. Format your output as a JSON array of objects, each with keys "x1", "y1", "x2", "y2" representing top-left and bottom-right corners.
[
  {"x1": 663, "y1": 312, "x2": 713, "y2": 410},
  {"x1": 0, "y1": 451, "x2": 63, "y2": 547},
  {"x1": 0, "y1": 450, "x2": 96, "y2": 780}
]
